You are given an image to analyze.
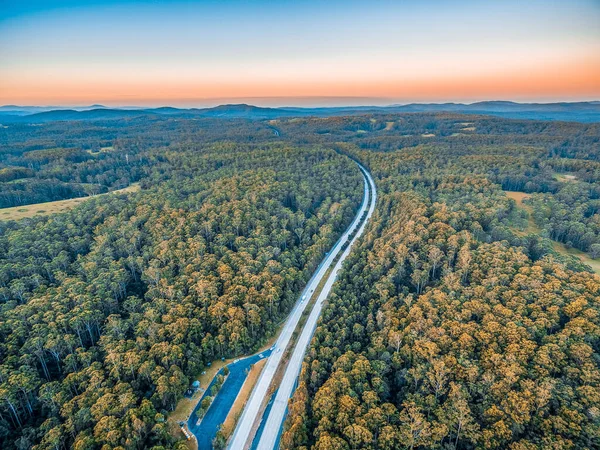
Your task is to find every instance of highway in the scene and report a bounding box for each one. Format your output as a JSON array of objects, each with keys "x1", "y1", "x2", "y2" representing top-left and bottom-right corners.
[
  {"x1": 188, "y1": 350, "x2": 272, "y2": 449},
  {"x1": 228, "y1": 160, "x2": 377, "y2": 450}
]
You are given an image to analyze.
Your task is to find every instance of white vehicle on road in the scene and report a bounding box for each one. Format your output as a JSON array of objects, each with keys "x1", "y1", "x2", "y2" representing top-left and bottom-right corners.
[{"x1": 228, "y1": 161, "x2": 377, "y2": 450}]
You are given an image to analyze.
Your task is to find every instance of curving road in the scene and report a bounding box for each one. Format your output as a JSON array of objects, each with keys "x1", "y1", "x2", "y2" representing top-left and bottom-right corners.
[{"x1": 228, "y1": 160, "x2": 377, "y2": 450}]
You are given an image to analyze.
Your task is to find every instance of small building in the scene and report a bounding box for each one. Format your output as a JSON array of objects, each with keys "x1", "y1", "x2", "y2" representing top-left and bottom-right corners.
[{"x1": 192, "y1": 380, "x2": 200, "y2": 390}]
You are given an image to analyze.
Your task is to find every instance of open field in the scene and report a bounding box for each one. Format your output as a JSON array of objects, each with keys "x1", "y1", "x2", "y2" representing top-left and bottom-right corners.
[
  {"x1": 552, "y1": 241, "x2": 600, "y2": 274},
  {"x1": 505, "y1": 191, "x2": 542, "y2": 234},
  {"x1": 505, "y1": 190, "x2": 529, "y2": 206},
  {"x1": 505, "y1": 191, "x2": 599, "y2": 274},
  {"x1": 0, "y1": 183, "x2": 140, "y2": 221},
  {"x1": 555, "y1": 173, "x2": 578, "y2": 182},
  {"x1": 86, "y1": 146, "x2": 115, "y2": 155}
]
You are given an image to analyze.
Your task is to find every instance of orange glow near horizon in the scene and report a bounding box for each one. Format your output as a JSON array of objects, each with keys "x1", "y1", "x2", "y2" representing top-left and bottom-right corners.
[
  {"x1": 1, "y1": 0, "x2": 599, "y2": 106},
  {"x1": 3, "y1": 55, "x2": 598, "y2": 106}
]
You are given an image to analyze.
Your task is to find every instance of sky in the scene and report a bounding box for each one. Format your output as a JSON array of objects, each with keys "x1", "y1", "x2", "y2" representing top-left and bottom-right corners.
[{"x1": 0, "y1": 0, "x2": 599, "y2": 107}]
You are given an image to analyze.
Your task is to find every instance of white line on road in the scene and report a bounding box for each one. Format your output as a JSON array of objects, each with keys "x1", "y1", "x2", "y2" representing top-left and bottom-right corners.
[
  {"x1": 228, "y1": 160, "x2": 376, "y2": 450},
  {"x1": 255, "y1": 163, "x2": 376, "y2": 450}
]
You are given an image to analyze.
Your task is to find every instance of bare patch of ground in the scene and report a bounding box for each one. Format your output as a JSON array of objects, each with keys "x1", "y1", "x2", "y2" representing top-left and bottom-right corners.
[
  {"x1": 505, "y1": 190, "x2": 530, "y2": 207},
  {"x1": 0, "y1": 183, "x2": 141, "y2": 221},
  {"x1": 556, "y1": 173, "x2": 578, "y2": 182}
]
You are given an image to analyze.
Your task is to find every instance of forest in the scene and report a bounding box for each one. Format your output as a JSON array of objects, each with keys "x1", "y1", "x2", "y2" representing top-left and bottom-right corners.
[
  {"x1": 0, "y1": 113, "x2": 599, "y2": 449},
  {"x1": 0, "y1": 134, "x2": 362, "y2": 449},
  {"x1": 280, "y1": 116, "x2": 600, "y2": 449}
]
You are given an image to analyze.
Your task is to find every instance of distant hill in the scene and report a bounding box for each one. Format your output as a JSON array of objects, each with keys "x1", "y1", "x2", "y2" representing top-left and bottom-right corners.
[
  {"x1": 197, "y1": 104, "x2": 300, "y2": 118},
  {"x1": 1, "y1": 101, "x2": 599, "y2": 123},
  {"x1": 0, "y1": 109, "x2": 156, "y2": 123},
  {"x1": 0, "y1": 104, "x2": 110, "y2": 117}
]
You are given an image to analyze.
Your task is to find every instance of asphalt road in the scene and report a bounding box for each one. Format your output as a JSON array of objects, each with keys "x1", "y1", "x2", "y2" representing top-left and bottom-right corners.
[
  {"x1": 254, "y1": 162, "x2": 376, "y2": 450},
  {"x1": 228, "y1": 161, "x2": 377, "y2": 450},
  {"x1": 188, "y1": 349, "x2": 272, "y2": 449},
  {"x1": 249, "y1": 389, "x2": 276, "y2": 450}
]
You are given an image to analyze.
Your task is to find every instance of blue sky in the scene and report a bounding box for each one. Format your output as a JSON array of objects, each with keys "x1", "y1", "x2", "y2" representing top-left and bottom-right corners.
[{"x1": 1, "y1": 0, "x2": 599, "y2": 106}]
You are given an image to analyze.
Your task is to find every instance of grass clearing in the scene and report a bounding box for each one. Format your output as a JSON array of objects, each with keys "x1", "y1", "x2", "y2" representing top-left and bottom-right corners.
[
  {"x1": 505, "y1": 191, "x2": 599, "y2": 274},
  {"x1": 86, "y1": 146, "x2": 114, "y2": 155},
  {"x1": 555, "y1": 173, "x2": 578, "y2": 182},
  {"x1": 384, "y1": 121, "x2": 395, "y2": 130},
  {"x1": 552, "y1": 242, "x2": 600, "y2": 274},
  {"x1": 0, "y1": 183, "x2": 140, "y2": 221},
  {"x1": 505, "y1": 191, "x2": 541, "y2": 235},
  {"x1": 168, "y1": 398, "x2": 202, "y2": 449},
  {"x1": 505, "y1": 190, "x2": 529, "y2": 207}
]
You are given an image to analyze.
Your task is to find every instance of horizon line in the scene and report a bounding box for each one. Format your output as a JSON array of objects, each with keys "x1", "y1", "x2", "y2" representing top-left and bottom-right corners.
[{"x1": 3, "y1": 98, "x2": 600, "y2": 110}]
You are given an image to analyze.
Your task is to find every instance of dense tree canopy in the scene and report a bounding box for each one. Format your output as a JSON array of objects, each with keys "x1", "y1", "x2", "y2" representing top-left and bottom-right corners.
[
  {"x1": 1, "y1": 112, "x2": 599, "y2": 449},
  {"x1": 280, "y1": 115, "x2": 600, "y2": 450},
  {"x1": 0, "y1": 140, "x2": 362, "y2": 449}
]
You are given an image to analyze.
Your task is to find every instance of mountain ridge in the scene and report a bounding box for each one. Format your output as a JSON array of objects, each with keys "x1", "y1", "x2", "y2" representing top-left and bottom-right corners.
[{"x1": 1, "y1": 101, "x2": 599, "y2": 123}]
